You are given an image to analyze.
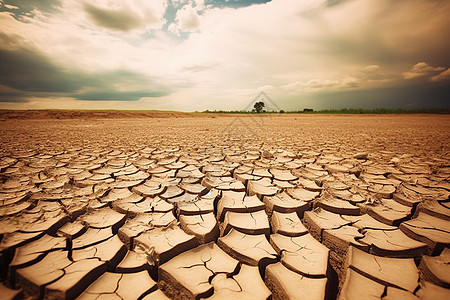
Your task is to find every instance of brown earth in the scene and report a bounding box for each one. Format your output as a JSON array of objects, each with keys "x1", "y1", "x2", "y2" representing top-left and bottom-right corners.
[{"x1": 0, "y1": 111, "x2": 449, "y2": 299}]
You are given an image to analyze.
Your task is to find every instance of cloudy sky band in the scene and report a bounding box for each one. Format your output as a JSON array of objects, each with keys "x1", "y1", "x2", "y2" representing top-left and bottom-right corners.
[{"x1": 0, "y1": 0, "x2": 449, "y2": 110}]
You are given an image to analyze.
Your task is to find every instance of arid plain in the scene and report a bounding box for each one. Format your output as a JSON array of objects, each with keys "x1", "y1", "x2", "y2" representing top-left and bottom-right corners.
[{"x1": 0, "y1": 111, "x2": 449, "y2": 299}]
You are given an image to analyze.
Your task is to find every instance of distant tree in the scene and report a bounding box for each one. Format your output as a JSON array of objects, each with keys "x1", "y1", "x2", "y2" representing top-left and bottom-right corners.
[
  {"x1": 254, "y1": 101, "x2": 265, "y2": 113},
  {"x1": 303, "y1": 108, "x2": 314, "y2": 112},
  {"x1": 279, "y1": 110, "x2": 285, "y2": 113}
]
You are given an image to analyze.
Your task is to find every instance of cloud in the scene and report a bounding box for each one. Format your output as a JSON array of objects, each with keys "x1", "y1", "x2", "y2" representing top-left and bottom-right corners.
[
  {"x1": 403, "y1": 62, "x2": 445, "y2": 80},
  {"x1": 169, "y1": 5, "x2": 201, "y2": 34},
  {"x1": 282, "y1": 76, "x2": 358, "y2": 93},
  {"x1": 0, "y1": 37, "x2": 171, "y2": 102},
  {"x1": 83, "y1": 3, "x2": 143, "y2": 32},
  {"x1": 0, "y1": 0, "x2": 62, "y2": 20},
  {"x1": 325, "y1": 0, "x2": 352, "y2": 7},
  {"x1": 83, "y1": 0, "x2": 168, "y2": 32},
  {"x1": 73, "y1": 90, "x2": 168, "y2": 101},
  {"x1": 431, "y1": 68, "x2": 450, "y2": 82},
  {"x1": 0, "y1": 47, "x2": 82, "y2": 93},
  {"x1": 0, "y1": 0, "x2": 449, "y2": 110},
  {"x1": 207, "y1": 0, "x2": 272, "y2": 8}
]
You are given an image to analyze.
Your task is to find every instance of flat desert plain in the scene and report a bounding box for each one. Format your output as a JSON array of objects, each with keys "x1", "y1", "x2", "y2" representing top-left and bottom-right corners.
[{"x1": 0, "y1": 111, "x2": 449, "y2": 299}]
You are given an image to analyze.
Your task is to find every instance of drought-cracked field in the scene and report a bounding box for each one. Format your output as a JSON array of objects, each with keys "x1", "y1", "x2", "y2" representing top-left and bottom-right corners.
[{"x1": 0, "y1": 112, "x2": 449, "y2": 299}]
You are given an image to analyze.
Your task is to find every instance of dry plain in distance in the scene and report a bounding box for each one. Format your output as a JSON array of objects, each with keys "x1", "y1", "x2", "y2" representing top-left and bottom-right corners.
[{"x1": 0, "y1": 111, "x2": 449, "y2": 299}]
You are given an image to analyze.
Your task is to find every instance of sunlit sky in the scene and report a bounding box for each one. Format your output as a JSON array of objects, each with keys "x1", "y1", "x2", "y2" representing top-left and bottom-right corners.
[{"x1": 0, "y1": 0, "x2": 449, "y2": 111}]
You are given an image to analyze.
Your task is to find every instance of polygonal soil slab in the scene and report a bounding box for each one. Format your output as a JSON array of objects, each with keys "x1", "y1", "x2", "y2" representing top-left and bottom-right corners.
[
  {"x1": 345, "y1": 246, "x2": 419, "y2": 292},
  {"x1": 322, "y1": 225, "x2": 370, "y2": 258},
  {"x1": 417, "y1": 281, "x2": 450, "y2": 300},
  {"x1": 8, "y1": 234, "x2": 67, "y2": 286},
  {"x1": 265, "y1": 262, "x2": 327, "y2": 300},
  {"x1": 80, "y1": 207, "x2": 126, "y2": 233},
  {"x1": 78, "y1": 271, "x2": 157, "y2": 299},
  {"x1": 72, "y1": 227, "x2": 114, "y2": 250},
  {"x1": 72, "y1": 235, "x2": 127, "y2": 271},
  {"x1": 295, "y1": 177, "x2": 323, "y2": 192},
  {"x1": 115, "y1": 250, "x2": 149, "y2": 273},
  {"x1": 0, "y1": 231, "x2": 44, "y2": 252},
  {"x1": 100, "y1": 188, "x2": 140, "y2": 203},
  {"x1": 415, "y1": 200, "x2": 450, "y2": 221},
  {"x1": 179, "y1": 212, "x2": 219, "y2": 244},
  {"x1": 270, "y1": 211, "x2": 308, "y2": 236},
  {"x1": 160, "y1": 185, "x2": 185, "y2": 201},
  {"x1": 270, "y1": 233, "x2": 329, "y2": 277},
  {"x1": 118, "y1": 212, "x2": 176, "y2": 248},
  {"x1": 247, "y1": 179, "x2": 278, "y2": 199},
  {"x1": 286, "y1": 187, "x2": 320, "y2": 202},
  {"x1": 216, "y1": 191, "x2": 265, "y2": 221},
  {"x1": 202, "y1": 176, "x2": 245, "y2": 191},
  {"x1": 269, "y1": 168, "x2": 297, "y2": 181},
  {"x1": 133, "y1": 225, "x2": 198, "y2": 266},
  {"x1": 383, "y1": 287, "x2": 420, "y2": 300},
  {"x1": 141, "y1": 289, "x2": 171, "y2": 300},
  {"x1": 419, "y1": 248, "x2": 450, "y2": 288},
  {"x1": 113, "y1": 197, "x2": 174, "y2": 216},
  {"x1": 359, "y1": 229, "x2": 428, "y2": 258},
  {"x1": 179, "y1": 182, "x2": 208, "y2": 194},
  {"x1": 208, "y1": 264, "x2": 272, "y2": 300},
  {"x1": 367, "y1": 198, "x2": 412, "y2": 226},
  {"x1": 132, "y1": 180, "x2": 165, "y2": 197},
  {"x1": 221, "y1": 210, "x2": 270, "y2": 236},
  {"x1": 303, "y1": 207, "x2": 351, "y2": 241},
  {"x1": 400, "y1": 212, "x2": 450, "y2": 254},
  {"x1": 57, "y1": 221, "x2": 86, "y2": 238},
  {"x1": 367, "y1": 183, "x2": 396, "y2": 198},
  {"x1": 342, "y1": 214, "x2": 397, "y2": 231},
  {"x1": 176, "y1": 191, "x2": 217, "y2": 215},
  {"x1": 158, "y1": 242, "x2": 239, "y2": 299},
  {"x1": 338, "y1": 268, "x2": 385, "y2": 300},
  {"x1": 17, "y1": 210, "x2": 69, "y2": 234},
  {"x1": 315, "y1": 193, "x2": 360, "y2": 216},
  {"x1": 218, "y1": 229, "x2": 277, "y2": 268},
  {"x1": 16, "y1": 250, "x2": 107, "y2": 300},
  {"x1": 263, "y1": 191, "x2": 310, "y2": 217}
]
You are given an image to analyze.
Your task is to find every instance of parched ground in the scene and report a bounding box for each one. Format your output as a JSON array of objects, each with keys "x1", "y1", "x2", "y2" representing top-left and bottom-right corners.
[{"x1": 0, "y1": 112, "x2": 449, "y2": 299}]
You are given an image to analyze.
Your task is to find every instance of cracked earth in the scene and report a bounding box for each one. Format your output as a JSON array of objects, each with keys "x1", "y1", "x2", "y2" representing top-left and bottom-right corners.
[{"x1": 0, "y1": 112, "x2": 449, "y2": 299}]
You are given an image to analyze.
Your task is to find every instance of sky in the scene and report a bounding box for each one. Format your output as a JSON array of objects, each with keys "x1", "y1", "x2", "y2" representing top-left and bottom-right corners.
[{"x1": 0, "y1": 0, "x2": 449, "y2": 111}]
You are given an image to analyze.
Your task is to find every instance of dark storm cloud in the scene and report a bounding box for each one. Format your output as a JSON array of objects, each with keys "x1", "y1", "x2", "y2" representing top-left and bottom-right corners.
[
  {"x1": 308, "y1": 83, "x2": 450, "y2": 110},
  {"x1": 74, "y1": 90, "x2": 168, "y2": 101},
  {"x1": 0, "y1": 91, "x2": 28, "y2": 103},
  {"x1": 83, "y1": 3, "x2": 142, "y2": 32},
  {"x1": 0, "y1": 0, "x2": 61, "y2": 20},
  {"x1": 0, "y1": 41, "x2": 171, "y2": 102},
  {"x1": 0, "y1": 47, "x2": 82, "y2": 93}
]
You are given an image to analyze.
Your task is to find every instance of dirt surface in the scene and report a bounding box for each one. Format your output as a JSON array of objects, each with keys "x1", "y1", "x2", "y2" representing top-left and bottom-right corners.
[{"x1": 0, "y1": 111, "x2": 449, "y2": 299}]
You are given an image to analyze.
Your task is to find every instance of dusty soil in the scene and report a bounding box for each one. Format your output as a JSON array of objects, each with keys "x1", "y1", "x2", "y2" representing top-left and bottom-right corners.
[{"x1": 0, "y1": 111, "x2": 449, "y2": 299}]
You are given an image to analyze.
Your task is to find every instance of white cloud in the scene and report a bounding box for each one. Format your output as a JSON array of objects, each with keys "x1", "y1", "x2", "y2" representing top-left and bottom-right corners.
[
  {"x1": 4, "y1": 4, "x2": 19, "y2": 10},
  {"x1": 282, "y1": 76, "x2": 359, "y2": 93},
  {"x1": 403, "y1": 62, "x2": 445, "y2": 80},
  {"x1": 193, "y1": 0, "x2": 205, "y2": 11},
  {"x1": 170, "y1": 5, "x2": 201, "y2": 34},
  {"x1": 364, "y1": 65, "x2": 381, "y2": 72},
  {"x1": 431, "y1": 68, "x2": 450, "y2": 82}
]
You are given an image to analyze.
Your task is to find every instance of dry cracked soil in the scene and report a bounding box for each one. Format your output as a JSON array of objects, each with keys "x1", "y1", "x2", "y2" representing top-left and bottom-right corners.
[{"x1": 0, "y1": 111, "x2": 449, "y2": 300}]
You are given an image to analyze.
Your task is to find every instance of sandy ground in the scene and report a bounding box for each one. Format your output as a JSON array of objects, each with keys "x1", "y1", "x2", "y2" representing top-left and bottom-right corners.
[
  {"x1": 0, "y1": 112, "x2": 449, "y2": 299},
  {"x1": 1, "y1": 112, "x2": 449, "y2": 154}
]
